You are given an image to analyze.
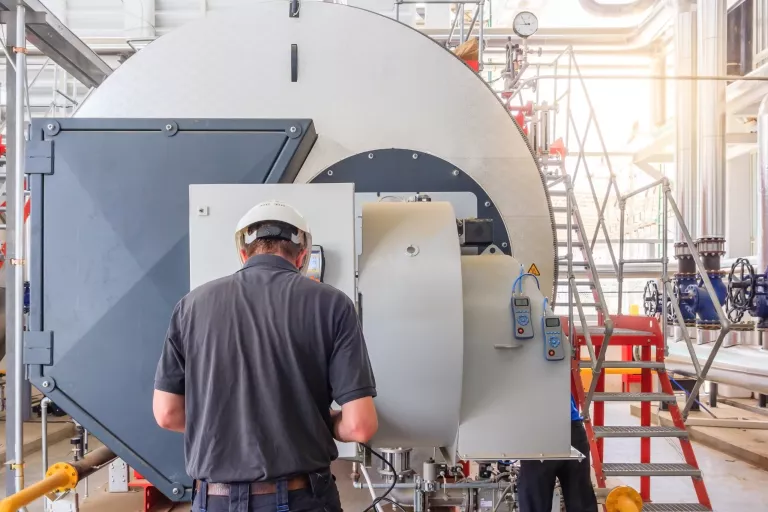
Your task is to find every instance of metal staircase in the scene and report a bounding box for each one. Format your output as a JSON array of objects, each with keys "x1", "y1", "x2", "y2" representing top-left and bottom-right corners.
[{"x1": 505, "y1": 45, "x2": 715, "y2": 510}]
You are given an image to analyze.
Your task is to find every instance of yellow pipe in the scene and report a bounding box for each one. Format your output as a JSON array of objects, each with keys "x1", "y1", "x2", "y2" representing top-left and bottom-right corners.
[
  {"x1": 0, "y1": 463, "x2": 78, "y2": 512},
  {"x1": 606, "y1": 486, "x2": 643, "y2": 512}
]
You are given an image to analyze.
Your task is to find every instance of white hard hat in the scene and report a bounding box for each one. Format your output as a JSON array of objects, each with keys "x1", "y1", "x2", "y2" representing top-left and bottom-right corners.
[{"x1": 235, "y1": 200, "x2": 313, "y2": 273}]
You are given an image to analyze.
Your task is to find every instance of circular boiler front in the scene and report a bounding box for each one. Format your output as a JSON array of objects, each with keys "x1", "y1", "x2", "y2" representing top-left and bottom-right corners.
[{"x1": 75, "y1": 1, "x2": 557, "y2": 296}]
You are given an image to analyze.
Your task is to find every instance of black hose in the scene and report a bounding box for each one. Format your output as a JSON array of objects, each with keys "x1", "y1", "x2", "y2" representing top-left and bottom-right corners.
[{"x1": 359, "y1": 443, "x2": 397, "y2": 512}]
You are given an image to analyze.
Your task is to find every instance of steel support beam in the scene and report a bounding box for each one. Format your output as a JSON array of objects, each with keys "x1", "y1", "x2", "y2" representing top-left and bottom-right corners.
[{"x1": 0, "y1": 0, "x2": 112, "y2": 87}]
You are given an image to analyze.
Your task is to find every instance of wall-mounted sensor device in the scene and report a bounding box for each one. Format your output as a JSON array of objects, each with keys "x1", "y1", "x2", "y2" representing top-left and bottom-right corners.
[
  {"x1": 307, "y1": 245, "x2": 325, "y2": 282},
  {"x1": 542, "y1": 314, "x2": 565, "y2": 361},
  {"x1": 512, "y1": 296, "x2": 534, "y2": 340}
]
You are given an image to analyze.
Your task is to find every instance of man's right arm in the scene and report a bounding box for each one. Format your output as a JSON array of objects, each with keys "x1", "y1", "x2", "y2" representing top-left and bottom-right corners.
[{"x1": 328, "y1": 297, "x2": 378, "y2": 443}]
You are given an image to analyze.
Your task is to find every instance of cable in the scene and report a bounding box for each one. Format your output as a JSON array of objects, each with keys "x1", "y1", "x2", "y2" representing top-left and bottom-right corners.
[
  {"x1": 542, "y1": 297, "x2": 549, "y2": 313},
  {"x1": 512, "y1": 271, "x2": 540, "y2": 294},
  {"x1": 670, "y1": 376, "x2": 717, "y2": 418},
  {"x1": 359, "y1": 443, "x2": 397, "y2": 512},
  {"x1": 376, "y1": 497, "x2": 408, "y2": 512}
]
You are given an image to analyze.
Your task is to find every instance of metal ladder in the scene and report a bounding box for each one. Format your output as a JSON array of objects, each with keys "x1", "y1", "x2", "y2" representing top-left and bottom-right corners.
[{"x1": 516, "y1": 42, "x2": 714, "y2": 509}]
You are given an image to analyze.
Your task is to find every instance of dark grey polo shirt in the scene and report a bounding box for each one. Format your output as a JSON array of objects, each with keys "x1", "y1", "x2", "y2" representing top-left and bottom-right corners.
[{"x1": 154, "y1": 254, "x2": 377, "y2": 483}]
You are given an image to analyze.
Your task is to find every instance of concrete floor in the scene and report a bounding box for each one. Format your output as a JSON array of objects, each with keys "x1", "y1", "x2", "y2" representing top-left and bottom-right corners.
[{"x1": 0, "y1": 403, "x2": 766, "y2": 511}]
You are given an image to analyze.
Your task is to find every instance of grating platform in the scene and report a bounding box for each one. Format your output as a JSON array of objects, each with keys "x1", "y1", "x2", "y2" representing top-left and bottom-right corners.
[
  {"x1": 602, "y1": 463, "x2": 701, "y2": 477},
  {"x1": 593, "y1": 426, "x2": 687, "y2": 438},
  {"x1": 643, "y1": 504, "x2": 710, "y2": 512},
  {"x1": 593, "y1": 392, "x2": 675, "y2": 402}
]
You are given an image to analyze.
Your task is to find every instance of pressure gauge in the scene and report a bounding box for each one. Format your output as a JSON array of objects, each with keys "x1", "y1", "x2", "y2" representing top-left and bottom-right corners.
[{"x1": 513, "y1": 11, "x2": 539, "y2": 39}]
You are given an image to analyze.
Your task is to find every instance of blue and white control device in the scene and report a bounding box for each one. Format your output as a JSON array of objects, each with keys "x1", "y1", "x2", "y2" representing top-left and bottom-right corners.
[
  {"x1": 512, "y1": 296, "x2": 534, "y2": 340},
  {"x1": 541, "y1": 314, "x2": 565, "y2": 361}
]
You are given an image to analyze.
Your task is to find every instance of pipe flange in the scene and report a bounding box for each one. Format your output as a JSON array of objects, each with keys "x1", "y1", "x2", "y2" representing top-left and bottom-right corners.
[
  {"x1": 696, "y1": 321, "x2": 721, "y2": 330},
  {"x1": 731, "y1": 322, "x2": 755, "y2": 332},
  {"x1": 696, "y1": 237, "x2": 726, "y2": 255},
  {"x1": 675, "y1": 272, "x2": 696, "y2": 278},
  {"x1": 684, "y1": 321, "x2": 697, "y2": 327},
  {"x1": 46, "y1": 462, "x2": 78, "y2": 492},
  {"x1": 674, "y1": 242, "x2": 692, "y2": 259}
]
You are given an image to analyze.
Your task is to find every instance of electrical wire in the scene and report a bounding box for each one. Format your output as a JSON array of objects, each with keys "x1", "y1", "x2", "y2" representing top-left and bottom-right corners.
[
  {"x1": 670, "y1": 376, "x2": 717, "y2": 418},
  {"x1": 376, "y1": 497, "x2": 408, "y2": 512},
  {"x1": 359, "y1": 443, "x2": 397, "y2": 512},
  {"x1": 512, "y1": 270, "x2": 540, "y2": 294}
]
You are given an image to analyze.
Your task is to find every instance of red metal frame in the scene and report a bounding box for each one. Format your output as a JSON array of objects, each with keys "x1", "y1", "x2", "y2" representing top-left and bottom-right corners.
[{"x1": 566, "y1": 314, "x2": 711, "y2": 508}]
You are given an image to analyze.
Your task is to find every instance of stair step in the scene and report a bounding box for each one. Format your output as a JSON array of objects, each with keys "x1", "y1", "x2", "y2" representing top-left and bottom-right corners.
[
  {"x1": 559, "y1": 261, "x2": 590, "y2": 267},
  {"x1": 552, "y1": 206, "x2": 569, "y2": 213},
  {"x1": 548, "y1": 190, "x2": 567, "y2": 197},
  {"x1": 643, "y1": 505, "x2": 710, "y2": 512},
  {"x1": 557, "y1": 280, "x2": 594, "y2": 287},
  {"x1": 557, "y1": 241, "x2": 584, "y2": 248},
  {"x1": 593, "y1": 426, "x2": 687, "y2": 438},
  {"x1": 574, "y1": 326, "x2": 654, "y2": 338},
  {"x1": 579, "y1": 361, "x2": 665, "y2": 370},
  {"x1": 593, "y1": 392, "x2": 675, "y2": 402},
  {"x1": 602, "y1": 463, "x2": 701, "y2": 477}
]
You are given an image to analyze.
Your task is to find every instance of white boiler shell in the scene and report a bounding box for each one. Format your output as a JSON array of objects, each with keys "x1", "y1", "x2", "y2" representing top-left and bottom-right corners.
[{"x1": 75, "y1": 0, "x2": 556, "y2": 297}]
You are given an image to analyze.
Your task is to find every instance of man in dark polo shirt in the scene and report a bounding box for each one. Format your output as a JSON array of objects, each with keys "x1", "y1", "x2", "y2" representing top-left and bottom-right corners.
[{"x1": 152, "y1": 200, "x2": 378, "y2": 512}]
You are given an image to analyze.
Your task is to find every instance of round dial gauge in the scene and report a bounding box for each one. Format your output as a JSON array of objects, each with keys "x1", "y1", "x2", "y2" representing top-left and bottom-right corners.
[{"x1": 513, "y1": 11, "x2": 539, "y2": 38}]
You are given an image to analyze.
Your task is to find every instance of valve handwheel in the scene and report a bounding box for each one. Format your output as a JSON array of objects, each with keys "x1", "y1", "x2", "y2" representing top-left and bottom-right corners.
[
  {"x1": 666, "y1": 283, "x2": 680, "y2": 325},
  {"x1": 643, "y1": 280, "x2": 661, "y2": 317},
  {"x1": 727, "y1": 258, "x2": 756, "y2": 321}
]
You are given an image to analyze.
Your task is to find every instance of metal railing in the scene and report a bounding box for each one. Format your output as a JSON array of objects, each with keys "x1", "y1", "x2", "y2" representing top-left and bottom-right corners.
[
  {"x1": 618, "y1": 178, "x2": 732, "y2": 418},
  {"x1": 508, "y1": 43, "x2": 729, "y2": 418}
]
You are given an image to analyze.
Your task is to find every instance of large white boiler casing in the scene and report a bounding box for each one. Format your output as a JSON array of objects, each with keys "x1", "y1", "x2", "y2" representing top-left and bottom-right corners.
[{"x1": 76, "y1": 0, "x2": 556, "y2": 297}]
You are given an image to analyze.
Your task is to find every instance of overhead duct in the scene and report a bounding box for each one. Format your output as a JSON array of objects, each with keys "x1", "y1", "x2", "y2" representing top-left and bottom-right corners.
[
  {"x1": 675, "y1": 0, "x2": 697, "y2": 241},
  {"x1": 578, "y1": 0, "x2": 659, "y2": 18},
  {"x1": 758, "y1": 95, "x2": 768, "y2": 274},
  {"x1": 696, "y1": 0, "x2": 727, "y2": 240}
]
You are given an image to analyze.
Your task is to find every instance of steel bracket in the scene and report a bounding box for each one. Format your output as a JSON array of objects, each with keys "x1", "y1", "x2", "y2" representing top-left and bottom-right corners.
[
  {"x1": 26, "y1": 139, "x2": 54, "y2": 174},
  {"x1": 23, "y1": 330, "x2": 53, "y2": 365}
]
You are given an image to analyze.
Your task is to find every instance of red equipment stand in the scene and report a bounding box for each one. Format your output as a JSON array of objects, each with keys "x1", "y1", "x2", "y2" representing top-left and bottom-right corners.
[
  {"x1": 566, "y1": 315, "x2": 712, "y2": 510},
  {"x1": 129, "y1": 471, "x2": 176, "y2": 512}
]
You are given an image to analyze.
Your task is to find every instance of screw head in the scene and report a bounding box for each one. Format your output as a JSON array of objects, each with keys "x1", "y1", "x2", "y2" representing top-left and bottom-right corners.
[
  {"x1": 165, "y1": 124, "x2": 173, "y2": 130},
  {"x1": 47, "y1": 123, "x2": 54, "y2": 130},
  {"x1": 502, "y1": 242, "x2": 508, "y2": 248},
  {"x1": 412, "y1": 153, "x2": 418, "y2": 159},
  {"x1": 452, "y1": 169, "x2": 460, "y2": 176},
  {"x1": 327, "y1": 170, "x2": 334, "y2": 176},
  {"x1": 289, "y1": 126, "x2": 297, "y2": 133},
  {"x1": 172, "y1": 488, "x2": 180, "y2": 495},
  {"x1": 42, "y1": 381, "x2": 50, "y2": 388},
  {"x1": 484, "y1": 201, "x2": 491, "y2": 207},
  {"x1": 368, "y1": 153, "x2": 374, "y2": 159}
]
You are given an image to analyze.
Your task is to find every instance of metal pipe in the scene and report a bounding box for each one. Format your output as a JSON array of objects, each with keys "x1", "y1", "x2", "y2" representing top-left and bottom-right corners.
[
  {"x1": 666, "y1": 342, "x2": 768, "y2": 393},
  {"x1": 662, "y1": 186, "x2": 668, "y2": 355},
  {"x1": 618, "y1": 200, "x2": 625, "y2": 314},
  {"x1": 696, "y1": 0, "x2": 727, "y2": 238},
  {"x1": 578, "y1": 0, "x2": 658, "y2": 18},
  {"x1": 0, "y1": 447, "x2": 117, "y2": 512},
  {"x1": 757, "y1": 94, "x2": 768, "y2": 273},
  {"x1": 40, "y1": 398, "x2": 50, "y2": 481},
  {"x1": 359, "y1": 464, "x2": 383, "y2": 512},
  {"x1": 445, "y1": 4, "x2": 460, "y2": 47},
  {"x1": 675, "y1": 0, "x2": 697, "y2": 241},
  {"x1": 12, "y1": 1, "x2": 26, "y2": 497},
  {"x1": 459, "y1": 4, "x2": 465, "y2": 43},
  {"x1": 478, "y1": 1, "x2": 484, "y2": 71}
]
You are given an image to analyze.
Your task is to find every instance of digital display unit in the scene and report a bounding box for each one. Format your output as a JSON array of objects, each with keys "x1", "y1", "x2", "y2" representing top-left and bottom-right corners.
[
  {"x1": 514, "y1": 298, "x2": 529, "y2": 306},
  {"x1": 307, "y1": 245, "x2": 325, "y2": 282},
  {"x1": 545, "y1": 318, "x2": 560, "y2": 327}
]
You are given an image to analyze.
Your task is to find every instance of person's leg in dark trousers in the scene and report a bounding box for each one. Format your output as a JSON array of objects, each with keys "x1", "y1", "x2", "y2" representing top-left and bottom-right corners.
[
  {"x1": 518, "y1": 459, "x2": 558, "y2": 512},
  {"x1": 557, "y1": 420, "x2": 598, "y2": 512}
]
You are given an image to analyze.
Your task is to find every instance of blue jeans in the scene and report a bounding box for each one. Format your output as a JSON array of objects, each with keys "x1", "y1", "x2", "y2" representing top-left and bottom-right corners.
[{"x1": 192, "y1": 470, "x2": 342, "y2": 512}]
